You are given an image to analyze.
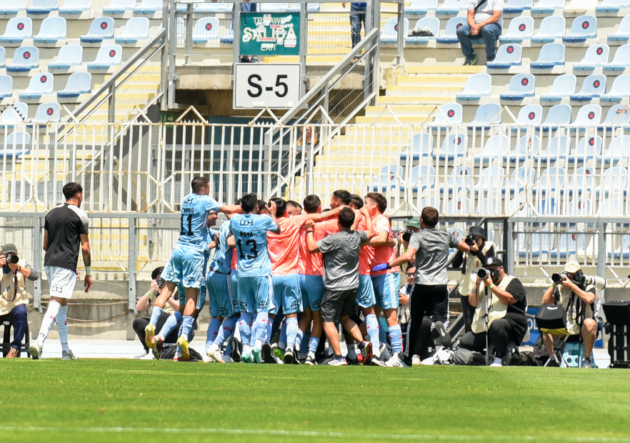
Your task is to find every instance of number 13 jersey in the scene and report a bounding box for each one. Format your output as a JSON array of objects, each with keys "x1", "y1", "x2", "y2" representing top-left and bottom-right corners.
[
  {"x1": 229, "y1": 213, "x2": 278, "y2": 276},
  {"x1": 177, "y1": 193, "x2": 222, "y2": 250}
]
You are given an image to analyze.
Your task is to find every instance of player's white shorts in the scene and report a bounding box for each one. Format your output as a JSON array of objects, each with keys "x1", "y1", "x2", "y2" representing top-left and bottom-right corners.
[{"x1": 45, "y1": 266, "x2": 77, "y2": 299}]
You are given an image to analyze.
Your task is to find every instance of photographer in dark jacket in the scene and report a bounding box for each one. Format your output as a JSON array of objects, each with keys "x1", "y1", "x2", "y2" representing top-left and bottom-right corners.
[{"x1": 452, "y1": 226, "x2": 495, "y2": 333}]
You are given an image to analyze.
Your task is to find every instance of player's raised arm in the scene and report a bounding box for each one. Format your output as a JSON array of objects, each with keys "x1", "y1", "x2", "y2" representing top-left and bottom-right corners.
[
  {"x1": 267, "y1": 200, "x2": 282, "y2": 234},
  {"x1": 302, "y1": 205, "x2": 345, "y2": 223},
  {"x1": 80, "y1": 233, "x2": 92, "y2": 292},
  {"x1": 220, "y1": 204, "x2": 243, "y2": 215}
]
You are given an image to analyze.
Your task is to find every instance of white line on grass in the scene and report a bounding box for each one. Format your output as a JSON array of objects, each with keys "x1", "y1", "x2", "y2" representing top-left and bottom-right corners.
[{"x1": 1, "y1": 426, "x2": 630, "y2": 442}]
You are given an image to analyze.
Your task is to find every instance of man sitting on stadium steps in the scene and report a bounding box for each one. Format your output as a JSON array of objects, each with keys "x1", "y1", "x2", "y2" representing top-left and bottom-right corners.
[{"x1": 457, "y1": 0, "x2": 504, "y2": 65}]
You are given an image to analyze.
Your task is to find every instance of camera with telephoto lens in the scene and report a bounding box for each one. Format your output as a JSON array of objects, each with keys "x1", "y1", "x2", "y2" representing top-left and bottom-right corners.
[
  {"x1": 552, "y1": 271, "x2": 603, "y2": 289},
  {"x1": 402, "y1": 229, "x2": 414, "y2": 242},
  {"x1": 155, "y1": 277, "x2": 165, "y2": 289},
  {"x1": 464, "y1": 235, "x2": 476, "y2": 247},
  {"x1": 477, "y1": 268, "x2": 488, "y2": 279},
  {"x1": 4, "y1": 253, "x2": 18, "y2": 265}
]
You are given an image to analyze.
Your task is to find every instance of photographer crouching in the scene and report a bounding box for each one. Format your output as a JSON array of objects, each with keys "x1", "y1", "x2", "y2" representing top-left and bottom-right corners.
[
  {"x1": 541, "y1": 262, "x2": 605, "y2": 368},
  {"x1": 0, "y1": 244, "x2": 40, "y2": 358},
  {"x1": 460, "y1": 257, "x2": 527, "y2": 366}
]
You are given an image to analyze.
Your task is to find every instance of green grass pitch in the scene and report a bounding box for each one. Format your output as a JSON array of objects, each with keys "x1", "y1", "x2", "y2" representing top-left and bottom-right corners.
[{"x1": 2, "y1": 359, "x2": 630, "y2": 443}]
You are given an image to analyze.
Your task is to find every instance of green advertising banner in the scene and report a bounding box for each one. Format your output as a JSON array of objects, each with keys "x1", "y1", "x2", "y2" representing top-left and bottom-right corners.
[{"x1": 240, "y1": 12, "x2": 300, "y2": 56}]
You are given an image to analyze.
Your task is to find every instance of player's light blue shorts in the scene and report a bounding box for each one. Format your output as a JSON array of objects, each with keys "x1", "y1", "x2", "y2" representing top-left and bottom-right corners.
[
  {"x1": 162, "y1": 244, "x2": 205, "y2": 289},
  {"x1": 356, "y1": 274, "x2": 376, "y2": 308},
  {"x1": 178, "y1": 283, "x2": 206, "y2": 311},
  {"x1": 299, "y1": 274, "x2": 324, "y2": 312},
  {"x1": 229, "y1": 270, "x2": 241, "y2": 314},
  {"x1": 372, "y1": 272, "x2": 401, "y2": 310},
  {"x1": 271, "y1": 273, "x2": 302, "y2": 315},
  {"x1": 237, "y1": 274, "x2": 274, "y2": 314},
  {"x1": 206, "y1": 271, "x2": 238, "y2": 318}
]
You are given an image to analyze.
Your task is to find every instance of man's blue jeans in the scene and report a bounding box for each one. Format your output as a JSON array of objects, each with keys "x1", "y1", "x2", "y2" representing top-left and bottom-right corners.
[
  {"x1": 0, "y1": 304, "x2": 28, "y2": 350},
  {"x1": 350, "y1": 4, "x2": 367, "y2": 48},
  {"x1": 456, "y1": 23, "x2": 502, "y2": 61}
]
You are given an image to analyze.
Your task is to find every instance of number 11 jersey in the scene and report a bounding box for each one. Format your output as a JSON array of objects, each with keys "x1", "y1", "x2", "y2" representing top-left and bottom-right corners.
[
  {"x1": 229, "y1": 213, "x2": 278, "y2": 276},
  {"x1": 177, "y1": 193, "x2": 222, "y2": 250}
]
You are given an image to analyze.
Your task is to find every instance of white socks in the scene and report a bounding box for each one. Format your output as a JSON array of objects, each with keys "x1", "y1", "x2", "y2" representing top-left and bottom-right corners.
[
  {"x1": 37, "y1": 300, "x2": 61, "y2": 347},
  {"x1": 57, "y1": 305, "x2": 70, "y2": 352}
]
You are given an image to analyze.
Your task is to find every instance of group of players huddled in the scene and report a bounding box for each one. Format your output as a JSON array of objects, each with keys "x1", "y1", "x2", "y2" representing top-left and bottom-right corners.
[{"x1": 143, "y1": 176, "x2": 404, "y2": 366}]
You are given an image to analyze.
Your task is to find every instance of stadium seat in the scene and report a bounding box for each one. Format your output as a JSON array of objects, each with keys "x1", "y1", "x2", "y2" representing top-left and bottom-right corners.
[
  {"x1": 603, "y1": 45, "x2": 630, "y2": 71},
  {"x1": 598, "y1": 197, "x2": 626, "y2": 214},
  {"x1": 381, "y1": 18, "x2": 409, "y2": 44},
  {"x1": 610, "y1": 234, "x2": 630, "y2": 259},
  {"x1": 567, "y1": 198, "x2": 591, "y2": 217},
  {"x1": 81, "y1": 17, "x2": 115, "y2": 43},
  {"x1": 468, "y1": 103, "x2": 502, "y2": 128},
  {"x1": 540, "y1": 74, "x2": 576, "y2": 101},
  {"x1": 510, "y1": 197, "x2": 529, "y2": 217},
  {"x1": 609, "y1": 16, "x2": 630, "y2": 42},
  {"x1": 505, "y1": 166, "x2": 536, "y2": 193},
  {"x1": 87, "y1": 44, "x2": 122, "y2": 69},
  {"x1": 370, "y1": 165, "x2": 403, "y2": 191},
  {"x1": 570, "y1": 104, "x2": 602, "y2": 128},
  {"x1": 473, "y1": 135, "x2": 510, "y2": 163},
  {"x1": 134, "y1": 0, "x2": 162, "y2": 14},
  {"x1": 565, "y1": 0, "x2": 596, "y2": 14},
  {"x1": 597, "y1": 169, "x2": 628, "y2": 197},
  {"x1": 487, "y1": 44, "x2": 522, "y2": 69},
  {"x1": 573, "y1": 45, "x2": 609, "y2": 70},
  {"x1": 221, "y1": 23, "x2": 234, "y2": 44},
  {"x1": 532, "y1": 0, "x2": 563, "y2": 13},
  {"x1": 176, "y1": 17, "x2": 185, "y2": 40},
  {"x1": 599, "y1": 104, "x2": 630, "y2": 129},
  {"x1": 436, "y1": 17, "x2": 466, "y2": 43},
  {"x1": 542, "y1": 104, "x2": 573, "y2": 129},
  {"x1": 500, "y1": 17, "x2": 534, "y2": 43},
  {"x1": 446, "y1": 197, "x2": 471, "y2": 215},
  {"x1": 517, "y1": 104, "x2": 543, "y2": 127},
  {"x1": 32, "y1": 102, "x2": 61, "y2": 124},
  {"x1": 504, "y1": 136, "x2": 541, "y2": 162},
  {"x1": 432, "y1": 133, "x2": 468, "y2": 161},
  {"x1": 432, "y1": 103, "x2": 463, "y2": 127},
  {"x1": 0, "y1": 17, "x2": 32, "y2": 44},
  {"x1": 476, "y1": 198, "x2": 504, "y2": 216},
  {"x1": 0, "y1": 0, "x2": 27, "y2": 14},
  {"x1": 19, "y1": 72, "x2": 54, "y2": 99},
  {"x1": 407, "y1": 0, "x2": 438, "y2": 14},
  {"x1": 563, "y1": 16, "x2": 597, "y2": 43},
  {"x1": 57, "y1": 72, "x2": 91, "y2": 98},
  {"x1": 532, "y1": 16, "x2": 565, "y2": 43},
  {"x1": 598, "y1": 135, "x2": 630, "y2": 162},
  {"x1": 0, "y1": 75, "x2": 11, "y2": 99},
  {"x1": 500, "y1": 73, "x2": 535, "y2": 100},
  {"x1": 532, "y1": 167, "x2": 567, "y2": 193},
  {"x1": 260, "y1": 3, "x2": 289, "y2": 12},
  {"x1": 192, "y1": 17, "x2": 221, "y2": 44},
  {"x1": 570, "y1": 74, "x2": 606, "y2": 101},
  {"x1": 530, "y1": 43, "x2": 565, "y2": 69},
  {"x1": 402, "y1": 165, "x2": 436, "y2": 192},
  {"x1": 504, "y1": 0, "x2": 533, "y2": 13},
  {"x1": 6, "y1": 46, "x2": 39, "y2": 72},
  {"x1": 596, "y1": 0, "x2": 630, "y2": 12},
  {"x1": 103, "y1": 0, "x2": 134, "y2": 14},
  {"x1": 26, "y1": 0, "x2": 58, "y2": 14},
  {"x1": 194, "y1": 2, "x2": 232, "y2": 12},
  {"x1": 456, "y1": 73, "x2": 492, "y2": 100},
  {"x1": 551, "y1": 229, "x2": 587, "y2": 259},
  {"x1": 7, "y1": 132, "x2": 32, "y2": 145},
  {"x1": 406, "y1": 18, "x2": 440, "y2": 44},
  {"x1": 0, "y1": 105, "x2": 26, "y2": 127},
  {"x1": 436, "y1": 0, "x2": 468, "y2": 14},
  {"x1": 116, "y1": 17, "x2": 150, "y2": 44},
  {"x1": 48, "y1": 44, "x2": 82, "y2": 69},
  {"x1": 536, "y1": 136, "x2": 571, "y2": 163},
  {"x1": 0, "y1": 47, "x2": 5, "y2": 69},
  {"x1": 33, "y1": 17, "x2": 66, "y2": 44},
  {"x1": 475, "y1": 166, "x2": 505, "y2": 193},
  {"x1": 400, "y1": 133, "x2": 434, "y2": 160},
  {"x1": 59, "y1": 0, "x2": 91, "y2": 14},
  {"x1": 569, "y1": 136, "x2": 602, "y2": 163}
]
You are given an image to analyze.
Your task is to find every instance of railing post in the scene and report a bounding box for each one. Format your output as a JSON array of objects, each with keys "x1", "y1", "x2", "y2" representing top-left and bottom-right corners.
[
  {"x1": 396, "y1": 0, "x2": 405, "y2": 65},
  {"x1": 299, "y1": 2, "x2": 308, "y2": 98},
  {"x1": 505, "y1": 217, "x2": 513, "y2": 275},
  {"x1": 598, "y1": 223, "x2": 607, "y2": 304},
  {"x1": 364, "y1": 0, "x2": 373, "y2": 102},
  {"x1": 128, "y1": 216, "x2": 137, "y2": 312},
  {"x1": 33, "y1": 216, "x2": 42, "y2": 312},
  {"x1": 372, "y1": 0, "x2": 381, "y2": 99},
  {"x1": 160, "y1": 0, "x2": 169, "y2": 110},
  {"x1": 168, "y1": 0, "x2": 177, "y2": 108},
  {"x1": 185, "y1": 2, "x2": 193, "y2": 65},
  {"x1": 233, "y1": 5, "x2": 241, "y2": 67},
  {"x1": 108, "y1": 84, "x2": 116, "y2": 124}
]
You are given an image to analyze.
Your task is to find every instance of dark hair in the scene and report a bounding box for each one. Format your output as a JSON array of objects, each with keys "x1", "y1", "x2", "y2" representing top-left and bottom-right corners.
[
  {"x1": 303, "y1": 195, "x2": 321, "y2": 213},
  {"x1": 287, "y1": 200, "x2": 302, "y2": 210},
  {"x1": 338, "y1": 207, "x2": 355, "y2": 229},
  {"x1": 332, "y1": 190, "x2": 351, "y2": 205},
  {"x1": 257, "y1": 200, "x2": 268, "y2": 213},
  {"x1": 271, "y1": 198, "x2": 287, "y2": 218},
  {"x1": 349, "y1": 193, "x2": 364, "y2": 209},
  {"x1": 191, "y1": 176, "x2": 208, "y2": 193},
  {"x1": 241, "y1": 193, "x2": 258, "y2": 213},
  {"x1": 63, "y1": 182, "x2": 83, "y2": 200},
  {"x1": 365, "y1": 192, "x2": 387, "y2": 214},
  {"x1": 421, "y1": 206, "x2": 439, "y2": 228},
  {"x1": 151, "y1": 266, "x2": 164, "y2": 280},
  {"x1": 235, "y1": 198, "x2": 243, "y2": 205}
]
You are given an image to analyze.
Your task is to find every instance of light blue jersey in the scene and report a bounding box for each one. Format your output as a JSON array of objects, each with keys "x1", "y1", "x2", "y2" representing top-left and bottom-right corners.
[
  {"x1": 229, "y1": 213, "x2": 277, "y2": 277},
  {"x1": 208, "y1": 221, "x2": 233, "y2": 274},
  {"x1": 177, "y1": 193, "x2": 222, "y2": 250}
]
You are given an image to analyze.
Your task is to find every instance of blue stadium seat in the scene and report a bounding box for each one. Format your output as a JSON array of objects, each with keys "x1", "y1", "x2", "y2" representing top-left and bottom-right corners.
[
  {"x1": 407, "y1": 0, "x2": 438, "y2": 14},
  {"x1": 194, "y1": 2, "x2": 232, "y2": 12},
  {"x1": 116, "y1": 17, "x2": 150, "y2": 44},
  {"x1": 221, "y1": 23, "x2": 234, "y2": 44},
  {"x1": 381, "y1": 18, "x2": 409, "y2": 44},
  {"x1": 436, "y1": 0, "x2": 468, "y2": 14},
  {"x1": 487, "y1": 44, "x2": 522, "y2": 69},
  {"x1": 505, "y1": 166, "x2": 536, "y2": 193},
  {"x1": 504, "y1": 0, "x2": 533, "y2": 13},
  {"x1": 0, "y1": 0, "x2": 26, "y2": 14},
  {"x1": 504, "y1": 136, "x2": 541, "y2": 162},
  {"x1": 532, "y1": 167, "x2": 567, "y2": 193},
  {"x1": 370, "y1": 165, "x2": 403, "y2": 191},
  {"x1": 603, "y1": 45, "x2": 630, "y2": 71},
  {"x1": 596, "y1": 0, "x2": 630, "y2": 12},
  {"x1": 475, "y1": 166, "x2": 505, "y2": 193},
  {"x1": 402, "y1": 165, "x2": 436, "y2": 192},
  {"x1": 19, "y1": 72, "x2": 54, "y2": 99},
  {"x1": 446, "y1": 197, "x2": 471, "y2": 215},
  {"x1": 400, "y1": 133, "x2": 434, "y2": 160},
  {"x1": 134, "y1": 0, "x2": 162, "y2": 14},
  {"x1": 532, "y1": 16, "x2": 565, "y2": 43},
  {"x1": 307, "y1": 4, "x2": 320, "y2": 12},
  {"x1": 573, "y1": 44, "x2": 609, "y2": 70},
  {"x1": 476, "y1": 198, "x2": 504, "y2": 216},
  {"x1": 0, "y1": 17, "x2": 32, "y2": 43},
  {"x1": 551, "y1": 229, "x2": 587, "y2": 259},
  {"x1": 432, "y1": 103, "x2": 463, "y2": 127},
  {"x1": 609, "y1": 16, "x2": 630, "y2": 42},
  {"x1": 6, "y1": 46, "x2": 39, "y2": 72},
  {"x1": 599, "y1": 197, "x2": 626, "y2": 215},
  {"x1": 500, "y1": 16, "x2": 534, "y2": 43},
  {"x1": 0, "y1": 75, "x2": 11, "y2": 99},
  {"x1": 610, "y1": 234, "x2": 630, "y2": 259},
  {"x1": 468, "y1": 103, "x2": 502, "y2": 128},
  {"x1": 474, "y1": 135, "x2": 510, "y2": 163},
  {"x1": 541, "y1": 105, "x2": 572, "y2": 131},
  {"x1": 9, "y1": 102, "x2": 28, "y2": 120},
  {"x1": 32, "y1": 102, "x2": 61, "y2": 124},
  {"x1": 532, "y1": 0, "x2": 563, "y2": 13},
  {"x1": 597, "y1": 169, "x2": 628, "y2": 197},
  {"x1": 6, "y1": 132, "x2": 31, "y2": 146},
  {"x1": 516, "y1": 104, "x2": 543, "y2": 127},
  {"x1": 59, "y1": 0, "x2": 91, "y2": 14},
  {"x1": 569, "y1": 136, "x2": 602, "y2": 163},
  {"x1": 34, "y1": 17, "x2": 66, "y2": 44},
  {"x1": 599, "y1": 104, "x2": 630, "y2": 129},
  {"x1": 57, "y1": 72, "x2": 91, "y2": 98},
  {"x1": 192, "y1": 17, "x2": 220, "y2": 44},
  {"x1": 540, "y1": 74, "x2": 576, "y2": 101},
  {"x1": 432, "y1": 133, "x2": 468, "y2": 161},
  {"x1": 510, "y1": 197, "x2": 529, "y2": 218},
  {"x1": 0, "y1": 105, "x2": 25, "y2": 127},
  {"x1": 567, "y1": 198, "x2": 591, "y2": 218},
  {"x1": 48, "y1": 44, "x2": 82, "y2": 69},
  {"x1": 436, "y1": 17, "x2": 466, "y2": 43},
  {"x1": 456, "y1": 73, "x2": 492, "y2": 100},
  {"x1": 103, "y1": 0, "x2": 134, "y2": 14},
  {"x1": 530, "y1": 43, "x2": 565, "y2": 69},
  {"x1": 500, "y1": 73, "x2": 535, "y2": 100},
  {"x1": 563, "y1": 16, "x2": 597, "y2": 43},
  {"x1": 260, "y1": 3, "x2": 289, "y2": 12},
  {"x1": 536, "y1": 136, "x2": 571, "y2": 163},
  {"x1": 598, "y1": 136, "x2": 630, "y2": 163},
  {"x1": 26, "y1": 0, "x2": 58, "y2": 14},
  {"x1": 81, "y1": 17, "x2": 115, "y2": 43},
  {"x1": 570, "y1": 74, "x2": 606, "y2": 101},
  {"x1": 570, "y1": 104, "x2": 602, "y2": 128},
  {"x1": 87, "y1": 44, "x2": 122, "y2": 70},
  {"x1": 0, "y1": 47, "x2": 5, "y2": 69},
  {"x1": 406, "y1": 18, "x2": 440, "y2": 44}
]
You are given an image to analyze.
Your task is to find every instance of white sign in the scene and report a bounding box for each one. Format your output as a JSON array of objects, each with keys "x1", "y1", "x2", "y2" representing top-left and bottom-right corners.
[{"x1": 233, "y1": 63, "x2": 301, "y2": 109}]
